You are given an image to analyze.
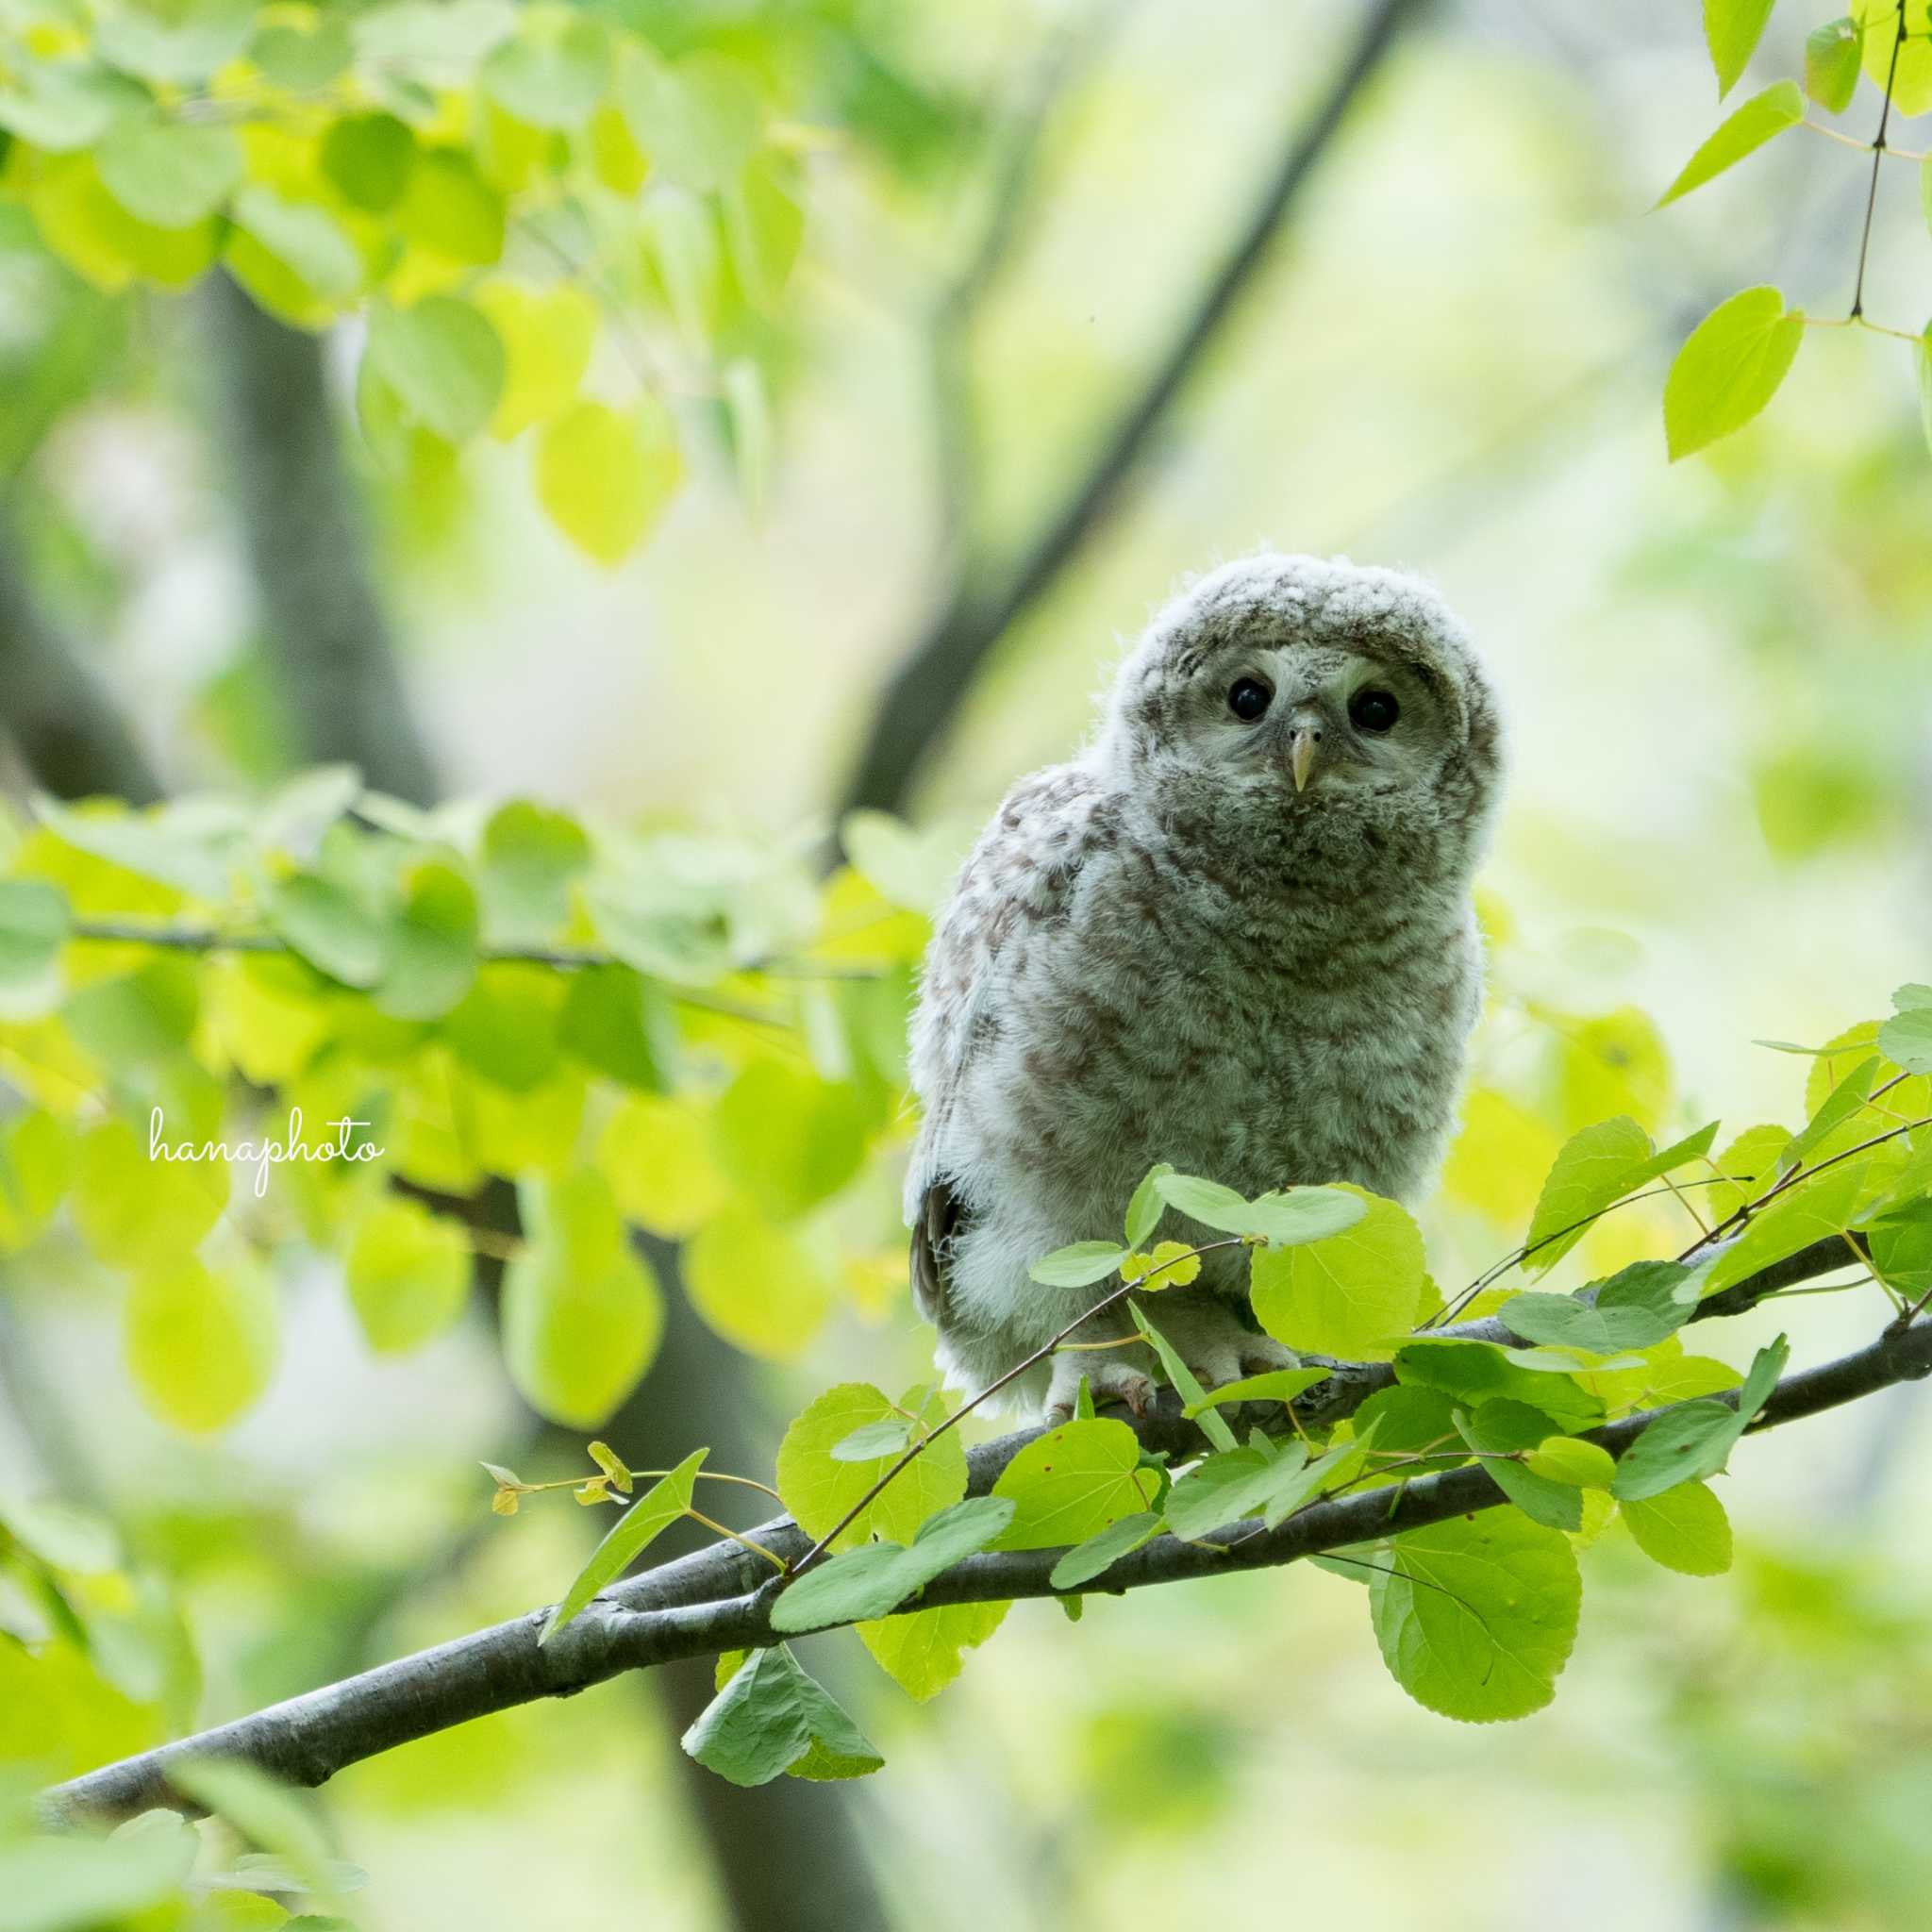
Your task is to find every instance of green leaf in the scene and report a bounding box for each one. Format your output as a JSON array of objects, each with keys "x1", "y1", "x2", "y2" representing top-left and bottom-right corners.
[
  {"x1": 1369, "y1": 1512, "x2": 1580, "y2": 1722},
  {"x1": 477, "y1": 799, "x2": 590, "y2": 943},
  {"x1": 96, "y1": 0, "x2": 254, "y2": 85},
  {"x1": 501, "y1": 1171, "x2": 662, "y2": 1426},
  {"x1": 1124, "y1": 1162, "x2": 1173, "y2": 1248},
  {"x1": 1870, "y1": 1198, "x2": 1932, "y2": 1297},
  {"x1": 1241, "y1": 1185, "x2": 1369, "y2": 1247},
  {"x1": 0, "y1": 60, "x2": 147, "y2": 152},
  {"x1": 1129, "y1": 1306, "x2": 1237, "y2": 1451},
  {"x1": 1657, "y1": 81, "x2": 1803, "y2": 205},
  {"x1": 1149, "y1": 1171, "x2": 1252, "y2": 1231},
  {"x1": 372, "y1": 860, "x2": 478, "y2": 1021},
  {"x1": 365, "y1": 296, "x2": 506, "y2": 444},
  {"x1": 1454, "y1": 1405, "x2": 1580, "y2": 1532},
  {"x1": 1857, "y1": 0, "x2": 1932, "y2": 116},
  {"x1": 1806, "y1": 17, "x2": 1864, "y2": 109},
  {"x1": 345, "y1": 1196, "x2": 471, "y2": 1354},
  {"x1": 1162, "y1": 1444, "x2": 1294, "y2": 1540},
  {"x1": 126, "y1": 1257, "x2": 278, "y2": 1434},
  {"x1": 559, "y1": 965, "x2": 665, "y2": 1091},
  {"x1": 1879, "y1": 998, "x2": 1932, "y2": 1074},
  {"x1": 541, "y1": 1448, "x2": 706, "y2": 1642},
  {"x1": 1611, "y1": 1334, "x2": 1789, "y2": 1500},
  {"x1": 1163, "y1": 1427, "x2": 1374, "y2": 1540},
  {"x1": 1348, "y1": 1383, "x2": 1469, "y2": 1480},
  {"x1": 1523, "y1": 1116, "x2": 1652, "y2": 1274},
  {"x1": 1249, "y1": 1184, "x2": 1422, "y2": 1358},
  {"x1": 229, "y1": 186, "x2": 361, "y2": 300},
  {"x1": 830, "y1": 1418, "x2": 914, "y2": 1461},
  {"x1": 263, "y1": 872, "x2": 385, "y2": 988},
  {"x1": 682, "y1": 1644, "x2": 881, "y2": 1786},
  {"x1": 252, "y1": 17, "x2": 352, "y2": 90},
  {"x1": 535, "y1": 397, "x2": 683, "y2": 564},
  {"x1": 1704, "y1": 0, "x2": 1777, "y2": 95},
  {"x1": 1029, "y1": 1241, "x2": 1130, "y2": 1288},
  {"x1": 1701, "y1": 1157, "x2": 1883, "y2": 1297},
  {"x1": 320, "y1": 112, "x2": 417, "y2": 212},
  {"x1": 96, "y1": 115, "x2": 242, "y2": 227},
  {"x1": 776, "y1": 1384, "x2": 966, "y2": 1549},
  {"x1": 0, "y1": 877, "x2": 70, "y2": 1012},
  {"x1": 768, "y1": 1496, "x2": 1014, "y2": 1633},
  {"x1": 774, "y1": 1383, "x2": 1007, "y2": 1698},
  {"x1": 991, "y1": 1418, "x2": 1155, "y2": 1548},
  {"x1": 75, "y1": 1114, "x2": 225, "y2": 1269},
  {"x1": 1184, "y1": 1367, "x2": 1332, "y2": 1416},
  {"x1": 1620, "y1": 1479, "x2": 1733, "y2": 1575},
  {"x1": 481, "y1": 15, "x2": 611, "y2": 128},
  {"x1": 1779, "y1": 1054, "x2": 1880, "y2": 1171},
  {"x1": 1522, "y1": 1436, "x2": 1617, "y2": 1489},
  {"x1": 1048, "y1": 1510, "x2": 1161, "y2": 1591},
  {"x1": 1664, "y1": 286, "x2": 1805, "y2": 460},
  {"x1": 711, "y1": 1058, "x2": 869, "y2": 1223},
  {"x1": 63, "y1": 957, "x2": 197, "y2": 1067},
  {"x1": 619, "y1": 46, "x2": 760, "y2": 192},
  {"x1": 165, "y1": 1757, "x2": 341, "y2": 1902},
  {"x1": 1393, "y1": 1339, "x2": 1606, "y2": 1433},
  {"x1": 397, "y1": 149, "x2": 505, "y2": 266},
  {"x1": 1500, "y1": 1258, "x2": 1699, "y2": 1355},
  {"x1": 683, "y1": 1199, "x2": 832, "y2": 1360},
  {"x1": 475, "y1": 280, "x2": 598, "y2": 440},
  {"x1": 35, "y1": 792, "x2": 239, "y2": 899}
]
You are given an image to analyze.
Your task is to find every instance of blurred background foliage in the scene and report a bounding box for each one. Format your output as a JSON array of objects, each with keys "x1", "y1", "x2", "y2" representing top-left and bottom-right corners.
[{"x1": 2, "y1": 0, "x2": 1931, "y2": 1927}]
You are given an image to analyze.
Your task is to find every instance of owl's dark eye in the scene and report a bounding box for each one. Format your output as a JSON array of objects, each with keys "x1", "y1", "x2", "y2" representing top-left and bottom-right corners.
[
  {"x1": 1227, "y1": 676, "x2": 1273, "y2": 722},
  {"x1": 1349, "y1": 688, "x2": 1400, "y2": 733}
]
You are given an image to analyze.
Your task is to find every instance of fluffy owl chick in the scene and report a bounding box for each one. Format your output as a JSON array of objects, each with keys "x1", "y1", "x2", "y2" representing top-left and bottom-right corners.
[{"x1": 904, "y1": 553, "x2": 1504, "y2": 1418}]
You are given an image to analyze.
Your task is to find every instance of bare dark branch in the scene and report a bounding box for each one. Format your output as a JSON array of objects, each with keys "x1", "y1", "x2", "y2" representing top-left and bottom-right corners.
[{"x1": 840, "y1": 0, "x2": 1428, "y2": 819}]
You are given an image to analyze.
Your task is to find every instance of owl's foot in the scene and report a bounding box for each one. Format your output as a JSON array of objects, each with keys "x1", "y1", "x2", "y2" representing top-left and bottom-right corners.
[
  {"x1": 1042, "y1": 1351, "x2": 1156, "y2": 1424},
  {"x1": 1149, "y1": 1301, "x2": 1301, "y2": 1397}
]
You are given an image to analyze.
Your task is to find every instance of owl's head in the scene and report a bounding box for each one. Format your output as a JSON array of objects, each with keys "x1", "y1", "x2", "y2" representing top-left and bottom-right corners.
[{"x1": 1099, "y1": 553, "x2": 1503, "y2": 876}]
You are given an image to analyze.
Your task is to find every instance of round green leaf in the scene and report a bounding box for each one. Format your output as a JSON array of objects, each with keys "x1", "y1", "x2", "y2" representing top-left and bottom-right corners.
[
  {"x1": 501, "y1": 1171, "x2": 662, "y2": 1426},
  {"x1": 1664, "y1": 286, "x2": 1804, "y2": 461},
  {"x1": 95, "y1": 115, "x2": 242, "y2": 227},
  {"x1": 990, "y1": 1419, "x2": 1155, "y2": 1550},
  {"x1": 320, "y1": 113, "x2": 416, "y2": 212},
  {"x1": 481, "y1": 15, "x2": 611, "y2": 128},
  {"x1": 1249, "y1": 1184, "x2": 1423, "y2": 1359},
  {"x1": 535, "y1": 398, "x2": 683, "y2": 564},
  {"x1": 1619, "y1": 1478, "x2": 1733, "y2": 1575},
  {"x1": 364, "y1": 296, "x2": 506, "y2": 445},
  {"x1": 346, "y1": 1196, "x2": 472, "y2": 1353},
  {"x1": 683, "y1": 1199, "x2": 832, "y2": 1361},
  {"x1": 1368, "y1": 1512, "x2": 1580, "y2": 1724},
  {"x1": 126, "y1": 1257, "x2": 278, "y2": 1434}
]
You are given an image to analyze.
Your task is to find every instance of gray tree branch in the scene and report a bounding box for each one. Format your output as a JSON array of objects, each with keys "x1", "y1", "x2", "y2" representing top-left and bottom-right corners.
[
  {"x1": 41, "y1": 1230, "x2": 1890, "y2": 1826},
  {"x1": 200, "y1": 276, "x2": 439, "y2": 808},
  {"x1": 840, "y1": 0, "x2": 1429, "y2": 819},
  {"x1": 0, "y1": 515, "x2": 163, "y2": 805}
]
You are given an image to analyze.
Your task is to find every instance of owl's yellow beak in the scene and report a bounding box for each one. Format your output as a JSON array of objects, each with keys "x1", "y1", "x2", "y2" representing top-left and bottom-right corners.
[{"x1": 1289, "y1": 723, "x2": 1321, "y2": 793}]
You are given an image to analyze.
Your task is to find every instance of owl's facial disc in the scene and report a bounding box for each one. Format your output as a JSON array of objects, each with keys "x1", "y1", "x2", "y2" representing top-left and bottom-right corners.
[{"x1": 1208, "y1": 646, "x2": 1443, "y2": 805}]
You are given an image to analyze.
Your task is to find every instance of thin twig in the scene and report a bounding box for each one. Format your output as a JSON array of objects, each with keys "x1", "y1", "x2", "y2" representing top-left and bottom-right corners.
[{"x1": 1850, "y1": 2, "x2": 1908, "y2": 319}]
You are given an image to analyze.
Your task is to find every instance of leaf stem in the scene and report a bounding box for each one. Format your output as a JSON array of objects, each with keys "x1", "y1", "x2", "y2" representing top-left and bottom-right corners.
[{"x1": 686, "y1": 1508, "x2": 790, "y2": 1574}]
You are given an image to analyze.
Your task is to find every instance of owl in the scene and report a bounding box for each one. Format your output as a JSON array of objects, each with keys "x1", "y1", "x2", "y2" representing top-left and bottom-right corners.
[{"x1": 903, "y1": 553, "x2": 1505, "y2": 1418}]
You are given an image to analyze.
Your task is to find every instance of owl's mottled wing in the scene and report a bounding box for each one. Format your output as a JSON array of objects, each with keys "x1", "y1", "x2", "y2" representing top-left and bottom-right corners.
[{"x1": 907, "y1": 764, "x2": 1109, "y2": 1330}]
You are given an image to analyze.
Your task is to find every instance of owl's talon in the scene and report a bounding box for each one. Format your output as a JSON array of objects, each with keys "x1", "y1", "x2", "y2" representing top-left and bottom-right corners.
[{"x1": 1042, "y1": 1353, "x2": 1154, "y2": 1424}]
